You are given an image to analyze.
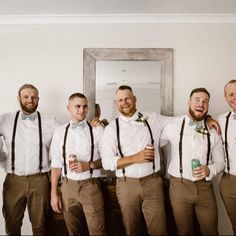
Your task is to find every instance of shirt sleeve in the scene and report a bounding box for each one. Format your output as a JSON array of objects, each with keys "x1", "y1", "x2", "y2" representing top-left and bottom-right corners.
[
  {"x1": 99, "y1": 123, "x2": 120, "y2": 171},
  {"x1": 49, "y1": 128, "x2": 63, "y2": 169},
  {"x1": 205, "y1": 133, "x2": 225, "y2": 181}
]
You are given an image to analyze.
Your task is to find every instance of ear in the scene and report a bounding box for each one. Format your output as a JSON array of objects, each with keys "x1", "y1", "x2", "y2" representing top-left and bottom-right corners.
[
  {"x1": 17, "y1": 95, "x2": 20, "y2": 103},
  {"x1": 67, "y1": 104, "x2": 70, "y2": 112},
  {"x1": 134, "y1": 96, "x2": 137, "y2": 103}
]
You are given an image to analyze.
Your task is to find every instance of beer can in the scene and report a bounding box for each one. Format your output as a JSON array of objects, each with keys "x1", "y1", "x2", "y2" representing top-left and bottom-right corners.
[{"x1": 191, "y1": 159, "x2": 200, "y2": 169}]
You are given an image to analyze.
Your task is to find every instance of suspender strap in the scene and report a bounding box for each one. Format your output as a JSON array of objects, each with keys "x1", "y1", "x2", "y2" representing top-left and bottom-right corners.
[
  {"x1": 225, "y1": 111, "x2": 231, "y2": 174},
  {"x1": 87, "y1": 121, "x2": 95, "y2": 177},
  {"x1": 11, "y1": 111, "x2": 43, "y2": 174},
  {"x1": 62, "y1": 122, "x2": 95, "y2": 178},
  {"x1": 11, "y1": 111, "x2": 20, "y2": 173},
  {"x1": 140, "y1": 112, "x2": 155, "y2": 173},
  {"x1": 179, "y1": 118, "x2": 211, "y2": 181},
  {"x1": 62, "y1": 123, "x2": 70, "y2": 177},
  {"x1": 204, "y1": 120, "x2": 211, "y2": 165},
  {"x1": 115, "y1": 113, "x2": 155, "y2": 177},
  {"x1": 37, "y1": 111, "x2": 43, "y2": 173},
  {"x1": 179, "y1": 118, "x2": 185, "y2": 181},
  {"x1": 115, "y1": 118, "x2": 125, "y2": 178}
]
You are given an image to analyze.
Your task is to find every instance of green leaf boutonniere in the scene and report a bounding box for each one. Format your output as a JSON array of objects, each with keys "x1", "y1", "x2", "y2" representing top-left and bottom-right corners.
[{"x1": 135, "y1": 113, "x2": 148, "y2": 125}]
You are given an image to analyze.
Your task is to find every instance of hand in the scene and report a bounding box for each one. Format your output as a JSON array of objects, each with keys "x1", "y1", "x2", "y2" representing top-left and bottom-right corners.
[
  {"x1": 192, "y1": 165, "x2": 210, "y2": 178},
  {"x1": 70, "y1": 161, "x2": 90, "y2": 173},
  {"x1": 90, "y1": 117, "x2": 102, "y2": 127},
  {"x1": 206, "y1": 116, "x2": 221, "y2": 135},
  {"x1": 135, "y1": 148, "x2": 154, "y2": 163},
  {"x1": 51, "y1": 193, "x2": 62, "y2": 213}
]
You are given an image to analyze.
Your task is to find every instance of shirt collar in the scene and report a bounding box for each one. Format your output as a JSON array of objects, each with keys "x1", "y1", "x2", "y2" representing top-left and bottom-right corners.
[{"x1": 119, "y1": 111, "x2": 139, "y2": 122}]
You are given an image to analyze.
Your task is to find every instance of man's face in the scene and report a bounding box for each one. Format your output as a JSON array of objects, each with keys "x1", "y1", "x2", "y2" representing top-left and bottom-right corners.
[
  {"x1": 224, "y1": 82, "x2": 236, "y2": 112},
  {"x1": 18, "y1": 88, "x2": 39, "y2": 114},
  {"x1": 116, "y1": 89, "x2": 136, "y2": 117},
  {"x1": 67, "y1": 97, "x2": 88, "y2": 122},
  {"x1": 188, "y1": 92, "x2": 209, "y2": 121}
]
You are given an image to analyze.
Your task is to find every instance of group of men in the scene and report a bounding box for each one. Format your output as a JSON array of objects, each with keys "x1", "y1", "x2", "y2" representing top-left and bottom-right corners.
[{"x1": 0, "y1": 81, "x2": 235, "y2": 236}]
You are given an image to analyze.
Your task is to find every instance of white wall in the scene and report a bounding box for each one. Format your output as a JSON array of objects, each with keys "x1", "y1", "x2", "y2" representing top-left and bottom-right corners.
[{"x1": 0, "y1": 22, "x2": 235, "y2": 235}]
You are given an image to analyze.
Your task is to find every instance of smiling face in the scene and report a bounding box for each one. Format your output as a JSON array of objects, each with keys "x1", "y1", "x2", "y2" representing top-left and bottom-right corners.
[
  {"x1": 224, "y1": 81, "x2": 236, "y2": 113},
  {"x1": 67, "y1": 96, "x2": 88, "y2": 122},
  {"x1": 17, "y1": 88, "x2": 39, "y2": 114},
  {"x1": 188, "y1": 91, "x2": 209, "y2": 121},
  {"x1": 116, "y1": 88, "x2": 137, "y2": 117}
]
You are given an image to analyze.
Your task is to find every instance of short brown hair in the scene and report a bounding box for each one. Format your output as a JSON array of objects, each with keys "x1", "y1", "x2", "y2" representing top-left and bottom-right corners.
[
  {"x1": 18, "y1": 84, "x2": 39, "y2": 97},
  {"x1": 189, "y1": 87, "x2": 210, "y2": 99},
  {"x1": 69, "y1": 93, "x2": 87, "y2": 101}
]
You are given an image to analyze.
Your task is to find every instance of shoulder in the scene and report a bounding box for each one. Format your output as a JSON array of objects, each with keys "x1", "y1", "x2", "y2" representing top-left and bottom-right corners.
[{"x1": 217, "y1": 112, "x2": 228, "y2": 121}]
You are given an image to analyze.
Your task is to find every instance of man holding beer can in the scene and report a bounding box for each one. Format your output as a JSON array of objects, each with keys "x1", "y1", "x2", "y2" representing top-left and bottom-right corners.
[
  {"x1": 50, "y1": 93, "x2": 106, "y2": 235},
  {"x1": 160, "y1": 87, "x2": 225, "y2": 235}
]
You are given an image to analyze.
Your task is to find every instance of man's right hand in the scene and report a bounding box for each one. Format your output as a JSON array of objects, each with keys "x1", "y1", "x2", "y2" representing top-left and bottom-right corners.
[
  {"x1": 135, "y1": 149, "x2": 154, "y2": 163},
  {"x1": 51, "y1": 193, "x2": 62, "y2": 213}
]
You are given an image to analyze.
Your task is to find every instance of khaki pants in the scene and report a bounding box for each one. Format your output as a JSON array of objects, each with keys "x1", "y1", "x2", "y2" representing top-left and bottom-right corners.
[
  {"x1": 116, "y1": 173, "x2": 166, "y2": 236},
  {"x1": 2, "y1": 173, "x2": 50, "y2": 236},
  {"x1": 61, "y1": 178, "x2": 106, "y2": 236},
  {"x1": 169, "y1": 176, "x2": 218, "y2": 235},
  {"x1": 220, "y1": 173, "x2": 236, "y2": 235}
]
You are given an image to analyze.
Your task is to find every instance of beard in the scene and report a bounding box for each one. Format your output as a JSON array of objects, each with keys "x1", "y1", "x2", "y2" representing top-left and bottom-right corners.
[
  {"x1": 19, "y1": 100, "x2": 38, "y2": 114},
  {"x1": 188, "y1": 107, "x2": 207, "y2": 121}
]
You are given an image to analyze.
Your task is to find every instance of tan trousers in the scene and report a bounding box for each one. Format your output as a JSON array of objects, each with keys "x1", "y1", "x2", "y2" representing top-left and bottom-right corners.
[
  {"x1": 2, "y1": 173, "x2": 50, "y2": 236},
  {"x1": 169, "y1": 176, "x2": 218, "y2": 236},
  {"x1": 220, "y1": 173, "x2": 236, "y2": 234},
  {"x1": 61, "y1": 178, "x2": 106, "y2": 236},
  {"x1": 116, "y1": 173, "x2": 166, "y2": 236}
]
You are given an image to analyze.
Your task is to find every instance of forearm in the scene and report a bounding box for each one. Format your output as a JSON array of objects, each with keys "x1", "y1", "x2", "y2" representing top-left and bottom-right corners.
[
  {"x1": 117, "y1": 154, "x2": 136, "y2": 169},
  {"x1": 51, "y1": 168, "x2": 61, "y2": 195}
]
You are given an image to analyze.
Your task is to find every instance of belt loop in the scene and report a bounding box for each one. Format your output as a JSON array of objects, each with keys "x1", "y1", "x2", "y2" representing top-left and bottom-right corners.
[
  {"x1": 90, "y1": 177, "x2": 94, "y2": 184},
  {"x1": 66, "y1": 176, "x2": 68, "y2": 183}
]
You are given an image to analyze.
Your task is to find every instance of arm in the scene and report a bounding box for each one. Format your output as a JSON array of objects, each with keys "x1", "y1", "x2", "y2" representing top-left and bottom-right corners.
[
  {"x1": 205, "y1": 115, "x2": 221, "y2": 135},
  {"x1": 116, "y1": 148, "x2": 154, "y2": 169},
  {"x1": 50, "y1": 168, "x2": 63, "y2": 213}
]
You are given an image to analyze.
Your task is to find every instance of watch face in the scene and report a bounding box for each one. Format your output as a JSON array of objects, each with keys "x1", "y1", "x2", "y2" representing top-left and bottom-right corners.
[{"x1": 90, "y1": 162, "x2": 95, "y2": 169}]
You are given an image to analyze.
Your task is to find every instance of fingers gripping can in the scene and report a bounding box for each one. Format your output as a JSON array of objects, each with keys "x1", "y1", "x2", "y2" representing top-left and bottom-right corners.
[
  {"x1": 69, "y1": 154, "x2": 77, "y2": 166},
  {"x1": 191, "y1": 159, "x2": 201, "y2": 169}
]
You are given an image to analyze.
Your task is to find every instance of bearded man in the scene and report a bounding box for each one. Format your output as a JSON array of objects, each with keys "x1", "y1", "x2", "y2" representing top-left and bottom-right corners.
[
  {"x1": 160, "y1": 87, "x2": 225, "y2": 235},
  {"x1": 0, "y1": 84, "x2": 58, "y2": 235}
]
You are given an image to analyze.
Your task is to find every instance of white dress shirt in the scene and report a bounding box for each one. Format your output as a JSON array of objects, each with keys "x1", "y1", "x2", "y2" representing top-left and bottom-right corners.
[
  {"x1": 0, "y1": 111, "x2": 59, "y2": 175},
  {"x1": 50, "y1": 120, "x2": 104, "y2": 180},
  {"x1": 160, "y1": 115, "x2": 225, "y2": 181},
  {"x1": 218, "y1": 111, "x2": 236, "y2": 175},
  {"x1": 100, "y1": 111, "x2": 170, "y2": 178}
]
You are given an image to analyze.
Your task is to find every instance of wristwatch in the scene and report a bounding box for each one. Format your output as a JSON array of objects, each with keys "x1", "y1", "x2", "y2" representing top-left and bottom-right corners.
[{"x1": 89, "y1": 161, "x2": 95, "y2": 170}]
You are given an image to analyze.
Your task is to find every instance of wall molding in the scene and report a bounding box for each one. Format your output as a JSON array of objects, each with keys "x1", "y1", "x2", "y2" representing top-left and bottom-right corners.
[{"x1": 0, "y1": 14, "x2": 236, "y2": 24}]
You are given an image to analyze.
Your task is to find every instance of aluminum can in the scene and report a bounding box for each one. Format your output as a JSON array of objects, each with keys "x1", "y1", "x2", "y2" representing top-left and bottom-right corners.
[
  {"x1": 68, "y1": 154, "x2": 77, "y2": 166},
  {"x1": 191, "y1": 159, "x2": 200, "y2": 169}
]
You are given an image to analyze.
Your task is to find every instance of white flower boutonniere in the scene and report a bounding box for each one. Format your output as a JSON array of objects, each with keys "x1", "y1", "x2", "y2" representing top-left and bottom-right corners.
[
  {"x1": 135, "y1": 113, "x2": 148, "y2": 125},
  {"x1": 195, "y1": 126, "x2": 208, "y2": 139}
]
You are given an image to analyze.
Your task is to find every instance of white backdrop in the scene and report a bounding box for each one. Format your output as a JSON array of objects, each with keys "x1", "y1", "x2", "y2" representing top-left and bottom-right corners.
[{"x1": 0, "y1": 22, "x2": 235, "y2": 234}]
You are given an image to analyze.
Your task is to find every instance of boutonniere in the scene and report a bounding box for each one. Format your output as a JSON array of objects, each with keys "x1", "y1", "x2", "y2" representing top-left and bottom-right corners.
[
  {"x1": 195, "y1": 126, "x2": 208, "y2": 139},
  {"x1": 135, "y1": 113, "x2": 148, "y2": 125}
]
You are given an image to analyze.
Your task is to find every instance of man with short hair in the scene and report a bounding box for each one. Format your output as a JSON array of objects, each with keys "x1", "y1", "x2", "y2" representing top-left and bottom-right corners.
[
  {"x1": 100, "y1": 85, "x2": 167, "y2": 235},
  {"x1": 0, "y1": 83, "x2": 58, "y2": 235},
  {"x1": 218, "y1": 80, "x2": 236, "y2": 234},
  {"x1": 160, "y1": 87, "x2": 225, "y2": 235},
  {"x1": 50, "y1": 93, "x2": 106, "y2": 236}
]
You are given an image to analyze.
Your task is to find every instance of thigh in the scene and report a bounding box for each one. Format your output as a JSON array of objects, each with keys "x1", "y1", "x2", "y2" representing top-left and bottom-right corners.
[
  {"x1": 142, "y1": 176, "x2": 166, "y2": 235},
  {"x1": 27, "y1": 174, "x2": 50, "y2": 232},
  {"x1": 80, "y1": 179, "x2": 106, "y2": 235},
  {"x1": 195, "y1": 182, "x2": 218, "y2": 235},
  {"x1": 169, "y1": 179, "x2": 194, "y2": 235},
  {"x1": 220, "y1": 175, "x2": 236, "y2": 234},
  {"x1": 2, "y1": 175, "x2": 27, "y2": 234},
  {"x1": 116, "y1": 178, "x2": 142, "y2": 235}
]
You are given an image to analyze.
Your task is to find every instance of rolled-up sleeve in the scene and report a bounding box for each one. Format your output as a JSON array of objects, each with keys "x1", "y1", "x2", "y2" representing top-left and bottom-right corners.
[
  {"x1": 206, "y1": 134, "x2": 225, "y2": 181},
  {"x1": 99, "y1": 123, "x2": 120, "y2": 171}
]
